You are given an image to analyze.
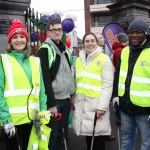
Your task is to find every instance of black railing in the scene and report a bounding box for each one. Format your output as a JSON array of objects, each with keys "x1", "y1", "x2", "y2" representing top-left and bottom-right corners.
[
  {"x1": 25, "y1": 8, "x2": 48, "y2": 55},
  {"x1": 25, "y1": 8, "x2": 66, "y2": 55}
]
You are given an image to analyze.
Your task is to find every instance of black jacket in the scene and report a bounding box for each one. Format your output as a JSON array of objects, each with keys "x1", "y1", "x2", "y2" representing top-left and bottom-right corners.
[
  {"x1": 37, "y1": 40, "x2": 71, "y2": 108},
  {"x1": 113, "y1": 37, "x2": 150, "y2": 115}
]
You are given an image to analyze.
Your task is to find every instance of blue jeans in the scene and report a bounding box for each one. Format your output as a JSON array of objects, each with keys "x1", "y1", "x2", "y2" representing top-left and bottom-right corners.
[
  {"x1": 48, "y1": 98, "x2": 71, "y2": 150},
  {"x1": 121, "y1": 111, "x2": 150, "y2": 150}
]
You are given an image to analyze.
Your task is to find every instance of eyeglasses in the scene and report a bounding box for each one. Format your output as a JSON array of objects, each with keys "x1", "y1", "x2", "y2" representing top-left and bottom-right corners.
[{"x1": 48, "y1": 28, "x2": 63, "y2": 33}]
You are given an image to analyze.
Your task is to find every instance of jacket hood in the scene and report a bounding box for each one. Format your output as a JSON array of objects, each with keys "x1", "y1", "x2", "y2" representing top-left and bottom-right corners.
[
  {"x1": 45, "y1": 37, "x2": 62, "y2": 55},
  {"x1": 112, "y1": 42, "x2": 125, "y2": 51}
]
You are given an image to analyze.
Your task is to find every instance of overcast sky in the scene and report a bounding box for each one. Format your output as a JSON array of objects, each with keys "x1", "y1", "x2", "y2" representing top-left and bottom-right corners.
[{"x1": 30, "y1": 0, "x2": 85, "y2": 39}]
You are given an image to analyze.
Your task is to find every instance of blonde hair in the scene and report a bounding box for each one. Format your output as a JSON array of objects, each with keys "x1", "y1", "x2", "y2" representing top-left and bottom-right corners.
[
  {"x1": 5, "y1": 43, "x2": 31, "y2": 58},
  {"x1": 95, "y1": 33, "x2": 102, "y2": 40}
]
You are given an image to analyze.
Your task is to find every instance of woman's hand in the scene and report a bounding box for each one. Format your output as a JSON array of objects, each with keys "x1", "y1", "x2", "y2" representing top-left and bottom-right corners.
[{"x1": 96, "y1": 109, "x2": 105, "y2": 119}]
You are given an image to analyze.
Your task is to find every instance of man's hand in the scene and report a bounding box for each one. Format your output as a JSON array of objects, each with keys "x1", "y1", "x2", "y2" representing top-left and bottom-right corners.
[
  {"x1": 96, "y1": 110, "x2": 105, "y2": 119},
  {"x1": 112, "y1": 97, "x2": 119, "y2": 112},
  {"x1": 49, "y1": 107, "x2": 57, "y2": 117}
]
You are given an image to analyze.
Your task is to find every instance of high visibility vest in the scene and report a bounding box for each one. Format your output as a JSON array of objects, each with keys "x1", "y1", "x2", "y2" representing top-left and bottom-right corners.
[
  {"x1": 39, "y1": 43, "x2": 72, "y2": 68},
  {"x1": 1, "y1": 54, "x2": 40, "y2": 125},
  {"x1": 76, "y1": 53, "x2": 108, "y2": 98},
  {"x1": 27, "y1": 111, "x2": 51, "y2": 150},
  {"x1": 118, "y1": 47, "x2": 150, "y2": 107}
]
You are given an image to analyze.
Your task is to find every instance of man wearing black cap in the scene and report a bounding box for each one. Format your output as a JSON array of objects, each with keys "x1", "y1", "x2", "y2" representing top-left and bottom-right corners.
[{"x1": 112, "y1": 20, "x2": 150, "y2": 150}]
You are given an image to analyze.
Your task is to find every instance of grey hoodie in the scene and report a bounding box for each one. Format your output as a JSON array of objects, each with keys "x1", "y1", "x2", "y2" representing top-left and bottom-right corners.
[{"x1": 45, "y1": 37, "x2": 76, "y2": 99}]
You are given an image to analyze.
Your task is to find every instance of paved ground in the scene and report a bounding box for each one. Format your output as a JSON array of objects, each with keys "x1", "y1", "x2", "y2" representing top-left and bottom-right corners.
[{"x1": 62, "y1": 103, "x2": 141, "y2": 150}]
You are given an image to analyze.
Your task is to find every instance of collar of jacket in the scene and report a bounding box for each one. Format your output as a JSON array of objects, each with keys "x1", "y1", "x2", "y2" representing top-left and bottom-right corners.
[
  {"x1": 45, "y1": 37, "x2": 66, "y2": 55},
  {"x1": 129, "y1": 36, "x2": 150, "y2": 50},
  {"x1": 79, "y1": 46, "x2": 103, "y2": 62}
]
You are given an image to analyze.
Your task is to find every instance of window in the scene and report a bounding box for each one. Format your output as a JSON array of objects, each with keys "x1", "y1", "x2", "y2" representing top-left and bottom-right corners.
[
  {"x1": 94, "y1": 15, "x2": 112, "y2": 27},
  {"x1": 94, "y1": 0, "x2": 112, "y2": 4}
]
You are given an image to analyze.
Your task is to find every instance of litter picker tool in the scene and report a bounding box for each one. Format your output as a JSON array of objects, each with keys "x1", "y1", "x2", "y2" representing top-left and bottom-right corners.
[
  {"x1": 115, "y1": 102, "x2": 121, "y2": 150},
  {"x1": 90, "y1": 112, "x2": 97, "y2": 150},
  {"x1": 15, "y1": 128, "x2": 21, "y2": 150},
  {"x1": 55, "y1": 113, "x2": 68, "y2": 150}
]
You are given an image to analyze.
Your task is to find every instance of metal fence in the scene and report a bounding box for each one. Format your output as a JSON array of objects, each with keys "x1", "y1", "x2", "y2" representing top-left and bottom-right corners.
[
  {"x1": 25, "y1": 8, "x2": 47, "y2": 55},
  {"x1": 25, "y1": 8, "x2": 66, "y2": 56}
]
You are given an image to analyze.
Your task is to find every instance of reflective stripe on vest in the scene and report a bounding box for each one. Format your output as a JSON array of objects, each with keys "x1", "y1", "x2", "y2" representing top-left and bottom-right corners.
[
  {"x1": 32, "y1": 144, "x2": 38, "y2": 150},
  {"x1": 39, "y1": 43, "x2": 72, "y2": 68},
  {"x1": 118, "y1": 47, "x2": 150, "y2": 107},
  {"x1": 39, "y1": 43, "x2": 56, "y2": 68},
  {"x1": 76, "y1": 53, "x2": 108, "y2": 98},
  {"x1": 65, "y1": 47, "x2": 73, "y2": 66},
  {"x1": 28, "y1": 122, "x2": 51, "y2": 150},
  {"x1": 1, "y1": 54, "x2": 40, "y2": 125},
  {"x1": 30, "y1": 134, "x2": 48, "y2": 149}
]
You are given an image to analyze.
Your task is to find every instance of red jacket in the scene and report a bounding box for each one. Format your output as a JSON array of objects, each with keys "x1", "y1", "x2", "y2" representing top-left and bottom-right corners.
[{"x1": 112, "y1": 42, "x2": 125, "y2": 69}]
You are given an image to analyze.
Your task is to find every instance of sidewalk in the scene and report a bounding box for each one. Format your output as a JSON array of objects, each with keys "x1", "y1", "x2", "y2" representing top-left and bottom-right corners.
[{"x1": 62, "y1": 103, "x2": 141, "y2": 150}]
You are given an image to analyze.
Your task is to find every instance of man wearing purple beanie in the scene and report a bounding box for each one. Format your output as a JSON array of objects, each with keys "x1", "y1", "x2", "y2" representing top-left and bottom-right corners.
[{"x1": 112, "y1": 20, "x2": 150, "y2": 150}]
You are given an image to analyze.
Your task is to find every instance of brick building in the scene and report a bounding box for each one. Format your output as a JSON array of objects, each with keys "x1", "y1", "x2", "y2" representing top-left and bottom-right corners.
[
  {"x1": 84, "y1": 0, "x2": 150, "y2": 34},
  {"x1": 84, "y1": 0, "x2": 150, "y2": 57}
]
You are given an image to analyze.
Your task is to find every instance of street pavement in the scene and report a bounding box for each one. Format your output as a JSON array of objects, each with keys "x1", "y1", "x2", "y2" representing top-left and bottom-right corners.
[{"x1": 62, "y1": 103, "x2": 141, "y2": 150}]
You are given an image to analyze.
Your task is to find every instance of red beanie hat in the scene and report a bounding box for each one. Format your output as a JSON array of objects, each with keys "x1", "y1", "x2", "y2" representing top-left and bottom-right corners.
[{"x1": 7, "y1": 19, "x2": 28, "y2": 43}]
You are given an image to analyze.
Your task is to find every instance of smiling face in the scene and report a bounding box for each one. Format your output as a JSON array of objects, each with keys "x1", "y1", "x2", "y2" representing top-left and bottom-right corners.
[
  {"x1": 128, "y1": 29, "x2": 147, "y2": 46},
  {"x1": 10, "y1": 34, "x2": 27, "y2": 51},
  {"x1": 47, "y1": 23, "x2": 63, "y2": 43},
  {"x1": 83, "y1": 34, "x2": 98, "y2": 55}
]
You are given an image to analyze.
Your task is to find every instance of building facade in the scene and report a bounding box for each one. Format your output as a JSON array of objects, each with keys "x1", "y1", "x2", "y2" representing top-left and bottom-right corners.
[
  {"x1": 84, "y1": 0, "x2": 116, "y2": 34},
  {"x1": 67, "y1": 29, "x2": 78, "y2": 56},
  {"x1": 0, "y1": 0, "x2": 30, "y2": 54},
  {"x1": 84, "y1": 0, "x2": 150, "y2": 34},
  {"x1": 84, "y1": 0, "x2": 150, "y2": 57}
]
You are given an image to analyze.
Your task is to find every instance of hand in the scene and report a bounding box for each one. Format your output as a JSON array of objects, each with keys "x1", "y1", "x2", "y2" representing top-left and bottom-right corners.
[
  {"x1": 49, "y1": 107, "x2": 57, "y2": 117},
  {"x1": 71, "y1": 104, "x2": 75, "y2": 111},
  {"x1": 70, "y1": 99, "x2": 75, "y2": 111},
  {"x1": 3, "y1": 122, "x2": 15, "y2": 138},
  {"x1": 96, "y1": 110, "x2": 105, "y2": 119},
  {"x1": 112, "y1": 97, "x2": 119, "y2": 112}
]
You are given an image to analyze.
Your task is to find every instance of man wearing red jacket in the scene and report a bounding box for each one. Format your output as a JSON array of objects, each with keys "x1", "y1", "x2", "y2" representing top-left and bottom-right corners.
[{"x1": 112, "y1": 33, "x2": 129, "y2": 69}]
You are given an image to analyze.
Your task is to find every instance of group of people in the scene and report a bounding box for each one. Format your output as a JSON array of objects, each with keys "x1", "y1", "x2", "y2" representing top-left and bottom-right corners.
[{"x1": 0, "y1": 17, "x2": 150, "y2": 150}]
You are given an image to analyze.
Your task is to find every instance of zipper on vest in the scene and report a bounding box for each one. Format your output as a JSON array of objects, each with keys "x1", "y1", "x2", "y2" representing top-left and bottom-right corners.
[{"x1": 126, "y1": 50, "x2": 133, "y2": 114}]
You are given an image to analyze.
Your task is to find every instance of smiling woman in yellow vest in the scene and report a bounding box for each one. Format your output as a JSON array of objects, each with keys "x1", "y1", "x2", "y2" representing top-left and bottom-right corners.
[
  {"x1": 0, "y1": 19, "x2": 48, "y2": 150},
  {"x1": 72, "y1": 32, "x2": 114, "y2": 150}
]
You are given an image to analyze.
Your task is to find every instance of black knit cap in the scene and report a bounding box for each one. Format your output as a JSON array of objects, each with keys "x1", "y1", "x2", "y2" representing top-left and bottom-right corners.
[{"x1": 128, "y1": 20, "x2": 149, "y2": 35}]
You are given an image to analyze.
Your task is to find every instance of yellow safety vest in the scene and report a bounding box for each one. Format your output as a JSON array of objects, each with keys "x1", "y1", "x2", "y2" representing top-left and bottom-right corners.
[
  {"x1": 76, "y1": 53, "x2": 108, "y2": 98},
  {"x1": 118, "y1": 47, "x2": 150, "y2": 107},
  {"x1": 27, "y1": 111, "x2": 51, "y2": 150},
  {"x1": 39, "y1": 43, "x2": 72, "y2": 68},
  {"x1": 1, "y1": 54, "x2": 40, "y2": 125}
]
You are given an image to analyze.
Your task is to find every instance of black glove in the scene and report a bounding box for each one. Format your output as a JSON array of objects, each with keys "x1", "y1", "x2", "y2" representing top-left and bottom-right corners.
[{"x1": 115, "y1": 102, "x2": 121, "y2": 126}]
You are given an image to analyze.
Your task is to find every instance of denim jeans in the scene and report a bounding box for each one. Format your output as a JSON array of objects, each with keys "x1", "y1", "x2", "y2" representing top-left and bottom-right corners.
[
  {"x1": 48, "y1": 98, "x2": 71, "y2": 150},
  {"x1": 120, "y1": 111, "x2": 150, "y2": 150}
]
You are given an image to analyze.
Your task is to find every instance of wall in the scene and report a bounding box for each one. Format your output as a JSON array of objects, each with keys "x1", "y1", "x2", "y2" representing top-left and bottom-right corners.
[{"x1": 0, "y1": 0, "x2": 30, "y2": 53}]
